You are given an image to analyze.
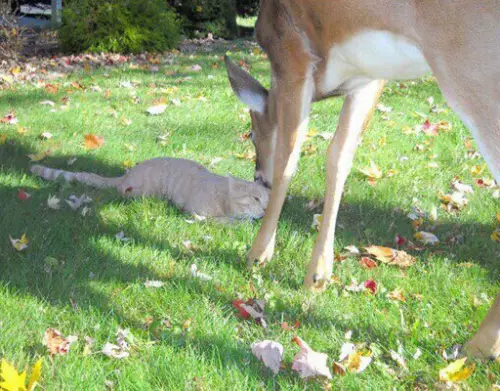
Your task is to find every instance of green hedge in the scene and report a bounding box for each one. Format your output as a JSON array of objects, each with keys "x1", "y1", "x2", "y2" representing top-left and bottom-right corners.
[
  {"x1": 169, "y1": 0, "x2": 238, "y2": 38},
  {"x1": 60, "y1": 0, "x2": 180, "y2": 54}
]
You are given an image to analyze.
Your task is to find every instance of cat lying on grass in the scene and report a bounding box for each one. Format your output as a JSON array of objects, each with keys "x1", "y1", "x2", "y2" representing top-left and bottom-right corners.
[{"x1": 31, "y1": 158, "x2": 269, "y2": 220}]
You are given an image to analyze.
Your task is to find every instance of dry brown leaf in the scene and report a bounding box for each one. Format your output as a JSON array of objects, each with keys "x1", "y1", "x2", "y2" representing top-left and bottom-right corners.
[
  {"x1": 251, "y1": 340, "x2": 284, "y2": 375},
  {"x1": 364, "y1": 246, "x2": 417, "y2": 268},
  {"x1": 387, "y1": 288, "x2": 406, "y2": 303},
  {"x1": 84, "y1": 134, "x2": 105, "y2": 149},
  {"x1": 292, "y1": 336, "x2": 332, "y2": 379},
  {"x1": 43, "y1": 328, "x2": 78, "y2": 355}
]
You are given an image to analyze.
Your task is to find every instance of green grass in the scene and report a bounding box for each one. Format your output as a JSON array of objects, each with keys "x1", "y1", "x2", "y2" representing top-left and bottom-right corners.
[{"x1": 1, "y1": 41, "x2": 500, "y2": 390}]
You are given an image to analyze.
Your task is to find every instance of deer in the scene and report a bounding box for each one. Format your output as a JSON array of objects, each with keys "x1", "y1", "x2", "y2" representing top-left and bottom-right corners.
[{"x1": 224, "y1": 0, "x2": 500, "y2": 359}]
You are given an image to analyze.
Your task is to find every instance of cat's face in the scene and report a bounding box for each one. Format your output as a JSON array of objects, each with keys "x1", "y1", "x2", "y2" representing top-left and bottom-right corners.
[{"x1": 228, "y1": 180, "x2": 270, "y2": 219}]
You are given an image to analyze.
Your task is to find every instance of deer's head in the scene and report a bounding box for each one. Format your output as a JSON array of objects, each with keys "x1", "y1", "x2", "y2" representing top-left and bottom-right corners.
[{"x1": 225, "y1": 56, "x2": 276, "y2": 189}]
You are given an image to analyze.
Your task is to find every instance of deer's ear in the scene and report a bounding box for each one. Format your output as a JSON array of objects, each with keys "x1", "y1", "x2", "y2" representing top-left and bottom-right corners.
[{"x1": 225, "y1": 55, "x2": 268, "y2": 114}]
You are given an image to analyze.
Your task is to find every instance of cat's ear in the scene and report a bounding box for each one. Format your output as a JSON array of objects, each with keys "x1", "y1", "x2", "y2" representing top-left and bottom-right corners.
[{"x1": 227, "y1": 175, "x2": 247, "y2": 198}]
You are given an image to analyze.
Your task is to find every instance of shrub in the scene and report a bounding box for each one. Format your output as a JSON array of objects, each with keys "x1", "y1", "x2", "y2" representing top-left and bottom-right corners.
[
  {"x1": 0, "y1": 0, "x2": 24, "y2": 61},
  {"x1": 236, "y1": 0, "x2": 259, "y2": 16},
  {"x1": 169, "y1": 0, "x2": 237, "y2": 38},
  {"x1": 60, "y1": 0, "x2": 180, "y2": 54}
]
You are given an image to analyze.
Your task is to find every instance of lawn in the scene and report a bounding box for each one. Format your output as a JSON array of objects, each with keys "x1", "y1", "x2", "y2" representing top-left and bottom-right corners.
[{"x1": 1, "y1": 39, "x2": 500, "y2": 390}]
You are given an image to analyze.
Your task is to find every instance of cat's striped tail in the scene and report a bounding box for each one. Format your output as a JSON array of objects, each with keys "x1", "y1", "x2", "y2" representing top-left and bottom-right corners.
[{"x1": 30, "y1": 165, "x2": 123, "y2": 189}]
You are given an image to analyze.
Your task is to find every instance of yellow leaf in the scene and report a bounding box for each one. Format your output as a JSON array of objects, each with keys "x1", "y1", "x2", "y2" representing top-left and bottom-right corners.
[
  {"x1": 412, "y1": 218, "x2": 423, "y2": 229},
  {"x1": 9, "y1": 234, "x2": 29, "y2": 251},
  {"x1": 359, "y1": 161, "x2": 382, "y2": 180},
  {"x1": 27, "y1": 151, "x2": 50, "y2": 162},
  {"x1": 306, "y1": 128, "x2": 318, "y2": 138},
  {"x1": 491, "y1": 229, "x2": 500, "y2": 242},
  {"x1": 0, "y1": 359, "x2": 27, "y2": 391},
  {"x1": 0, "y1": 134, "x2": 6, "y2": 145},
  {"x1": 345, "y1": 351, "x2": 372, "y2": 373},
  {"x1": 497, "y1": 213, "x2": 500, "y2": 223},
  {"x1": 470, "y1": 165, "x2": 485, "y2": 176},
  {"x1": 26, "y1": 360, "x2": 42, "y2": 391},
  {"x1": 252, "y1": 47, "x2": 262, "y2": 56},
  {"x1": 387, "y1": 288, "x2": 406, "y2": 302},
  {"x1": 17, "y1": 126, "x2": 29, "y2": 135},
  {"x1": 182, "y1": 318, "x2": 192, "y2": 331},
  {"x1": 123, "y1": 160, "x2": 135, "y2": 168},
  {"x1": 364, "y1": 246, "x2": 394, "y2": 262},
  {"x1": 311, "y1": 214, "x2": 323, "y2": 230},
  {"x1": 439, "y1": 358, "x2": 475, "y2": 382},
  {"x1": 10, "y1": 66, "x2": 21, "y2": 76}
]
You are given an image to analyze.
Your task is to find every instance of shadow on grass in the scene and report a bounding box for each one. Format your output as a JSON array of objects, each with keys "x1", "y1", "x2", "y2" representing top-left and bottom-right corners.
[{"x1": 1, "y1": 138, "x2": 499, "y2": 380}]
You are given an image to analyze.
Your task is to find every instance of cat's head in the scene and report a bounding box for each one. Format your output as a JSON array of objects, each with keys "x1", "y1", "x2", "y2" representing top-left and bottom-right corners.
[{"x1": 227, "y1": 177, "x2": 270, "y2": 220}]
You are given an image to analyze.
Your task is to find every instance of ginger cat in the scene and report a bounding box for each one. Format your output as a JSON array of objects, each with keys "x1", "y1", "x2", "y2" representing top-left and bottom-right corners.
[{"x1": 31, "y1": 158, "x2": 269, "y2": 220}]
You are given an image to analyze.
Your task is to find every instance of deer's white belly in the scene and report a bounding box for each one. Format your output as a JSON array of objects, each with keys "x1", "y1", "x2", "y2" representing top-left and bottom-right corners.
[{"x1": 322, "y1": 30, "x2": 431, "y2": 93}]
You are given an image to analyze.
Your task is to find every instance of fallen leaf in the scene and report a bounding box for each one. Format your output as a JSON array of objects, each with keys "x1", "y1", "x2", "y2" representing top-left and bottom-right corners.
[
  {"x1": 17, "y1": 125, "x2": 29, "y2": 135},
  {"x1": 66, "y1": 194, "x2": 92, "y2": 211},
  {"x1": 234, "y1": 150, "x2": 256, "y2": 161},
  {"x1": 311, "y1": 214, "x2": 323, "y2": 230},
  {"x1": 339, "y1": 343, "x2": 356, "y2": 361},
  {"x1": 360, "y1": 160, "x2": 382, "y2": 180},
  {"x1": 414, "y1": 231, "x2": 439, "y2": 245},
  {"x1": 9, "y1": 234, "x2": 29, "y2": 251},
  {"x1": 102, "y1": 343, "x2": 129, "y2": 359},
  {"x1": 332, "y1": 361, "x2": 347, "y2": 376},
  {"x1": 344, "y1": 351, "x2": 373, "y2": 374},
  {"x1": 39, "y1": 132, "x2": 53, "y2": 140},
  {"x1": 232, "y1": 298, "x2": 267, "y2": 328},
  {"x1": 47, "y1": 195, "x2": 61, "y2": 210},
  {"x1": 390, "y1": 350, "x2": 407, "y2": 370},
  {"x1": 17, "y1": 189, "x2": 31, "y2": 201},
  {"x1": 102, "y1": 329, "x2": 132, "y2": 359},
  {"x1": 190, "y1": 264, "x2": 212, "y2": 281},
  {"x1": 0, "y1": 360, "x2": 26, "y2": 391},
  {"x1": 26, "y1": 359, "x2": 42, "y2": 391},
  {"x1": 491, "y1": 229, "x2": 500, "y2": 242},
  {"x1": 364, "y1": 246, "x2": 417, "y2": 268},
  {"x1": 292, "y1": 336, "x2": 332, "y2": 379},
  {"x1": 364, "y1": 280, "x2": 377, "y2": 294},
  {"x1": 359, "y1": 256, "x2": 377, "y2": 269},
  {"x1": 1, "y1": 112, "x2": 18, "y2": 125},
  {"x1": 115, "y1": 231, "x2": 131, "y2": 243},
  {"x1": 344, "y1": 245, "x2": 360, "y2": 256},
  {"x1": 43, "y1": 328, "x2": 78, "y2": 355},
  {"x1": 182, "y1": 318, "x2": 192, "y2": 332},
  {"x1": 84, "y1": 134, "x2": 104, "y2": 149},
  {"x1": 144, "y1": 280, "x2": 164, "y2": 288},
  {"x1": 376, "y1": 104, "x2": 392, "y2": 113},
  {"x1": 439, "y1": 358, "x2": 475, "y2": 383},
  {"x1": 28, "y1": 150, "x2": 50, "y2": 162},
  {"x1": 251, "y1": 340, "x2": 284, "y2": 375},
  {"x1": 452, "y1": 180, "x2": 474, "y2": 194},
  {"x1": 146, "y1": 104, "x2": 167, "y2": 115},
  {"x1": 44, "y1": 83, "x2": 59, "y2": 94},
  {"x1": 395, "y1": 234, "x2": 407, "y2": 247},
  {"x1": 387, "y1": 288, "x2": 406, "y2": 303}
]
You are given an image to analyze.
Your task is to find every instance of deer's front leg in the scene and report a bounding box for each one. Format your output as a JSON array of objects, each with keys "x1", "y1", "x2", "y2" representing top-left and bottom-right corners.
[
  {"x1": 247, "y1": 68, "x2": 314, "y2": 266},
  {"x1": 305, "y1": 80, "x2": 386, "y2": 291}
]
